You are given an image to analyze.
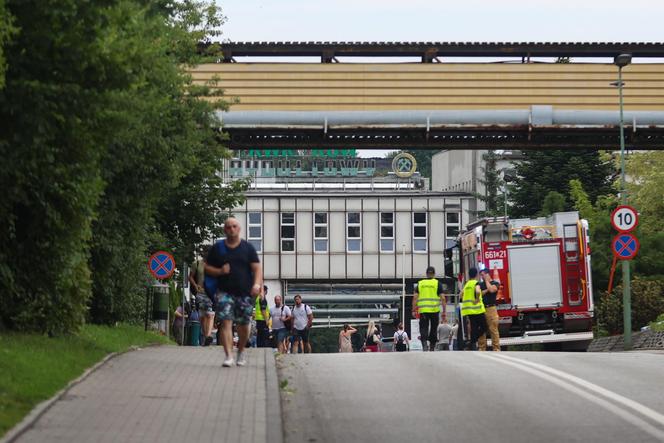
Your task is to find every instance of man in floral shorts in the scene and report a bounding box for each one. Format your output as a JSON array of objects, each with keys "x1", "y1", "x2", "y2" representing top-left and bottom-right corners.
[{"x1": 206, "y1": 217, "x2": 262, "y2": 367}]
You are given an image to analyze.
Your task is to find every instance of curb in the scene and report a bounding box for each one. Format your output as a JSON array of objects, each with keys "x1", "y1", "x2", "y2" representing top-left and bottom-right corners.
[
  {"x1": 1, "y1": 345, "x2": 162, "y2": 443},
  {"x1": 264, "y1": 350, "x2": 284, "y2": 443}
]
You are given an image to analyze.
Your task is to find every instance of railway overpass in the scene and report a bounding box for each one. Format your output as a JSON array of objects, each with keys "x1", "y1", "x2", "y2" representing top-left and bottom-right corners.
[{"x1": 190, "y1": 42, "x2": 664, "y2": 149}]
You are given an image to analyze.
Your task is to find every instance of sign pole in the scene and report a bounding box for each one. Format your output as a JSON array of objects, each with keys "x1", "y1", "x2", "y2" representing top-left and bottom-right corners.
[
  {"x1": 607, "y1": 255, "x2": 618, "y2": 294},
  {"x1": 401, "y1": 243, "x2": 406, "y2": 328},
  {"x1": 618, "y1": 65, "x2": 632, "y2": 350}
]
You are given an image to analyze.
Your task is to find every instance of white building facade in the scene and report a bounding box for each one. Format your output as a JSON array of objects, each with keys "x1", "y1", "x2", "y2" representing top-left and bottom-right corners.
[{"x1": 231, "y1": 188, "x2": 471, "y2": 294}]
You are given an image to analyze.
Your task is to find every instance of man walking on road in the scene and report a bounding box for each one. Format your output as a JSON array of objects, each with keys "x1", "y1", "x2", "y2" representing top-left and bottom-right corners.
[
  {"x1": 292, "y1": 294, "x2": 313, "y2": 353},
  {"x1": 478, "y1": 269, "x2": 501, "y2": 351},
  {"x1": 269, "y1": 295, "x2": 292, "y2": 354},
  {"x1": 460, "y1": 267, "x2": 486, "y2": 351},
  {"x1": 206, "y1": 217, "x2": 262, "y2": 367},
  {"x1": 413, "y1": 266, "x2": 446, "y2": 351}
]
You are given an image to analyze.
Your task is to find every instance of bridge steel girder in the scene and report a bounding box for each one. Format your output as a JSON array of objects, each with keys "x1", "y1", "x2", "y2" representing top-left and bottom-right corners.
[
  {"x1": 224, "y1": 127, "x2": 664, "y2": 150},
  {"x1": 210, "y1": 41, "x2": 664, "y2": 62}
]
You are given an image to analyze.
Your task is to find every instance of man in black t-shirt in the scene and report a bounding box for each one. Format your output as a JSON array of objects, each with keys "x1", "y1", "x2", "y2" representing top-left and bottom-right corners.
[
  {"x1": 205, "y1": 217, "x2": 262, "y2": 367},
  {"x1": 478, "y1": 269, "x2": 500, "y2": 351}
]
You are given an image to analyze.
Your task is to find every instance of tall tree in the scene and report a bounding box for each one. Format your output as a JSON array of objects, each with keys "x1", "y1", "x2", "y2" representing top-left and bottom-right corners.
[
  {"x1": 475, "y1": 150, "x2": 504, "y2": 217},
  {"x1": 510, "y1": 150, "x2": 614, "y2": 217},
  {"x1": 88, "y1": 1, "x2": 244, "y2": 325},
  {"x1": 0, "y1": 0, "x2": 247, "y2": 332},
  {"x1": 0, "y1": 0, "x2": 134, "y2": 334}
]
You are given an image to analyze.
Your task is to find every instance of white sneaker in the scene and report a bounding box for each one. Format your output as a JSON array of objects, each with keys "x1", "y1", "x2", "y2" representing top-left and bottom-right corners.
[
  {"x1": 222, "y1": 356, "x2": 234, "y2": 367},
  {"x1": 236, "y1": 352, "x2": 247, "y2": 367}
]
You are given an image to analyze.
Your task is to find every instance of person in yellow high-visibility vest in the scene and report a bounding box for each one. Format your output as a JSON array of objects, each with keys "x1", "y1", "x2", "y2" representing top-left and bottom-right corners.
[
  {"x1": 413, "y1": 266, "x2": 446, "y2": 351},
  {"x1": 460, "y1": 267, "x2": 486, "y2": 351},
  {"x1": 254, "y1": 285, "x2": 269, "y2": 347}
]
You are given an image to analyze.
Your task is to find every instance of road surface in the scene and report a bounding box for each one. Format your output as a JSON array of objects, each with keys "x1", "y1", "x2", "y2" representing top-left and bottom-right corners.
[{"x1": 278, "y1": 351, "x2": 664, "y2": 443}]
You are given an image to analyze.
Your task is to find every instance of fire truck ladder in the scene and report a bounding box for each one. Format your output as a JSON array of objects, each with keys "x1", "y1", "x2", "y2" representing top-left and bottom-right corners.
[{"x1": 562, "y1": 223, "x2": 583, "y2": 306}]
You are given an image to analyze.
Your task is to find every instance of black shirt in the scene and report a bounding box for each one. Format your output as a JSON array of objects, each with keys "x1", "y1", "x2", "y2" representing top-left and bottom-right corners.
[
  {"x1": 479, "y1": 280, "x2": 500, "y2": 306},
  {"x1": 206, "y1": 239, "x2": 259, "y2": 297}
]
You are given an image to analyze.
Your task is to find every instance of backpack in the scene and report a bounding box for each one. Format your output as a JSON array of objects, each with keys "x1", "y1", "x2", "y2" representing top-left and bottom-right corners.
[
  {"x1": 395, "y1": 331, "x2": 407, "y2": 352},
  {"x1": 203, "y1": 240, "x2": 227, "y2": 304},
  {"x1": 281, "y1": 305, "x2": 292, "y2": 330}
]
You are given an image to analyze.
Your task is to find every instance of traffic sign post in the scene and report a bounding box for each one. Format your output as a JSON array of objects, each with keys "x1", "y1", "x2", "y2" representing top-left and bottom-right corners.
[
  {"x1": 147, "y1": 251, "x2": 176, "y2": 336},
  {"x1": 610, "y1": 204, "x2": 638, "y2": 350}
]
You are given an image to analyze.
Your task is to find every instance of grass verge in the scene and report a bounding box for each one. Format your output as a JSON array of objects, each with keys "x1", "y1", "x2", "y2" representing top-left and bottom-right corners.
[{"x1": 0, "y1": 324, "x2": 170, "y2": 437}]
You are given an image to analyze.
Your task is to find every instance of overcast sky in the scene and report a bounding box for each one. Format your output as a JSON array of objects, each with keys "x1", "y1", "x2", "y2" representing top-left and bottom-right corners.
[{"x1": 217, "y1": 1, "x2": 664, "y2": 43}]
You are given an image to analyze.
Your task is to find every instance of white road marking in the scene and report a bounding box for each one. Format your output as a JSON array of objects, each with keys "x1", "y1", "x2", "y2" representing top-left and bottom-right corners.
[{"x1": 478, "y1": 353, "x2": 664, "y2": 442}]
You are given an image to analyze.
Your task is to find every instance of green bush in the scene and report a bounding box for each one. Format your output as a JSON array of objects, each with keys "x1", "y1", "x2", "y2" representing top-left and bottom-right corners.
[
  {"x1": 595, "y1": 278, "x2": 664, "y2": 334},
  {"x1": 649, "y1": 313, "x2": 664, "y2": 332}
]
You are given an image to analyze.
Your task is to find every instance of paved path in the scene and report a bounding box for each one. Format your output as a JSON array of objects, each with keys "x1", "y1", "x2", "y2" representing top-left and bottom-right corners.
[
  {"x1": 11, "y1": 347, "x2": 281, "y2": 443},
  {"x1": 278, "y1": 351, "x2": 664, "y2": 443}
]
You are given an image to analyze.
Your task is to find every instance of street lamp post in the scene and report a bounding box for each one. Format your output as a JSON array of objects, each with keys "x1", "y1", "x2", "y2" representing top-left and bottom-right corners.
[
  {"x1": 614, "y1": 53, "x2": 632, "y2": 349},
  {"x1": 401, "y1": 243, "x2": 406, "y2": 328}
]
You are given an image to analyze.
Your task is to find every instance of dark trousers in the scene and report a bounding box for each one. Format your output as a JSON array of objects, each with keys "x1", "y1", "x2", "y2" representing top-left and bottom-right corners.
[
  {"x1": 419, "y1": 312, "x2": 439, "y2": 351},
  {"x1": 467, "y1": 314, "x2": 487, "y2": 350},
  {"x1": 256, "y1": 320, "x2": 269, "y2": 348}
]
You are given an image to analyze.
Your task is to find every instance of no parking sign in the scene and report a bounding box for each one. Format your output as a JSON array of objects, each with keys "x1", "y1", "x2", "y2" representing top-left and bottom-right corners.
[
  {"x1": 611, "y1": 233, "x2": 640, "y2": 261},
  {"x1": 148, "y1": 251, "x2": 176, "y2": 280}
]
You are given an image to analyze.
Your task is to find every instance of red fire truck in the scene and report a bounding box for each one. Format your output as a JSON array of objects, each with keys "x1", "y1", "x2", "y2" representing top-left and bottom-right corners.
[{"x1": 458, "y1": 211, "x2": 594, "y2": 350}]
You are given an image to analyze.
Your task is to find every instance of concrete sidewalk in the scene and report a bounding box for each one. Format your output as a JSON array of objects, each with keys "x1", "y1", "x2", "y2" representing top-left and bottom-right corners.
[{"x1": 7, "y1": 347, "x2": 282, "y2": 443}]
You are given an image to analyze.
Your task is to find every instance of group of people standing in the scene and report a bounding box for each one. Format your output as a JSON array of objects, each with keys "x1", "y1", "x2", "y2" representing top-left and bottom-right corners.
[
  {"x1": 337, "y1": 320, "x2": 387, "y2": 353},
  {"x1": 182, "y1": 216, "x2": 500, "y2": 368}
]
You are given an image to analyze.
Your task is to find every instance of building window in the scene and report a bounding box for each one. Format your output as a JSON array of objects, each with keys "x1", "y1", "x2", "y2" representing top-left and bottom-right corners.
[
  {"x1": 248, "y1": 212, "x2": 262, "y2": 252},
  {"x1": 347, "y1": 212, "x2": 362, "y2": 252},
  {"x1": 313, "y1": 212, "x2": 328, "y2": 253},
  {"x1": 380, "y1": 212, "x2": 394, "y2": 252},
  {"x1": 413, "y1": 212, "x2": 427, "y2": 252},
  {"x1": 446, "y1": 212, "x2": 460, "y2": 239},
  {"x1": 281, "y1": 212, "x2": 295, "y2": 252}
]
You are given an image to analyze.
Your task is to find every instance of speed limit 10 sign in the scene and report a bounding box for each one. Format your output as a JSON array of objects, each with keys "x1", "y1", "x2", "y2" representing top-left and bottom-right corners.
[{"x1": 611, "y1": 205, "x2": 639, "y2": 233}]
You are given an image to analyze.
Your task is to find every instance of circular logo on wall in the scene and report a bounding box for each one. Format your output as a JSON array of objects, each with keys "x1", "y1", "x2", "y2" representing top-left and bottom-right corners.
[{"x1": 392, "y1": 153, "x2": 418, "y2": 178}]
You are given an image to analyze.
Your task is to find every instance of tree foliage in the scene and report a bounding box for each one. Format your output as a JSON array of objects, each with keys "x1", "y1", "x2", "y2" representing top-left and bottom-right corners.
[
  {"x1": 510, "y1": 150, "x2": 613, "y2": 218},
  {"x1": 626, "y1": 151, "x2": 664, "y2": 235},
  {"x1": 0, "y1": 1, "x2": 245, "y2": 332},
  {"x1": 0, "y1": 0, "x2": 16, "y2": 89},
  {"x1": 539, "y1": 191, "x2": 566, "y2": 216},
  {"x1": 475, "y1": 150, "x2": 504, "y2": 217}
]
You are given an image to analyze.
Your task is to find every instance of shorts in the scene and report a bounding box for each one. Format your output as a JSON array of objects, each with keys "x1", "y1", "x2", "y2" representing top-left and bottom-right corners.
[
  {"x1": 274, "y1": 328, "x2": 289, "y2": 343},
  {"x1": 216, "y1": 292, "x2": 253, "y2": 325},
  {"x1": 293, "y1": 328, "x2": 310, "y2": 343},
  {"x1": 196, "y1": 293, "x2": 215, "y2": 316}
]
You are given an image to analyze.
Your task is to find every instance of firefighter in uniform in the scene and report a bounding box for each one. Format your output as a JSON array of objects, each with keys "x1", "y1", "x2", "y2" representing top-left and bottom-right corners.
[
  {"x1": 461, "y1": 267, "x2": 486, "y2": 350},
  {"x1": 413, "y1": 266, "x2": 446, "y2": 351},
  {"x1": 254, "y1": 285, "x2": 269, "y2": 347}
]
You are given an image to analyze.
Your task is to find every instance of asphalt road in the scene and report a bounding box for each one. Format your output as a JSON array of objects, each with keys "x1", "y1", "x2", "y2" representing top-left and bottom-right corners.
[{"x1": 277, "y1": 351, "x2": 664, "y2": 443}]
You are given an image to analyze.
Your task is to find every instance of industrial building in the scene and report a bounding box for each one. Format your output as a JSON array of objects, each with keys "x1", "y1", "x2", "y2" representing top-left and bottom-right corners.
[{"x1": 224, "y1": 150, "x2": 473, "y2": 328}]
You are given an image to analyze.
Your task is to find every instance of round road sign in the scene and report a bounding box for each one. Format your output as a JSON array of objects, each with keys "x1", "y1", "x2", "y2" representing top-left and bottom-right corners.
[
  {"x1": 611, "y1": 205, "x2": 638, "y2": 233},
  {"x1": 148, "y1": 251, "x2": 176, "y2": 280},
  {"x1": 611, "y1": 233, "x2": 640, "y2": 260}
]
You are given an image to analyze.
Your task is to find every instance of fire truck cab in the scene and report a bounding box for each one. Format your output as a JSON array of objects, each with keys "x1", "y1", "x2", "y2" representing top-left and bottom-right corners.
[{"x1": 458, "y1": 211, "x2": 594, "y2": 349}]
